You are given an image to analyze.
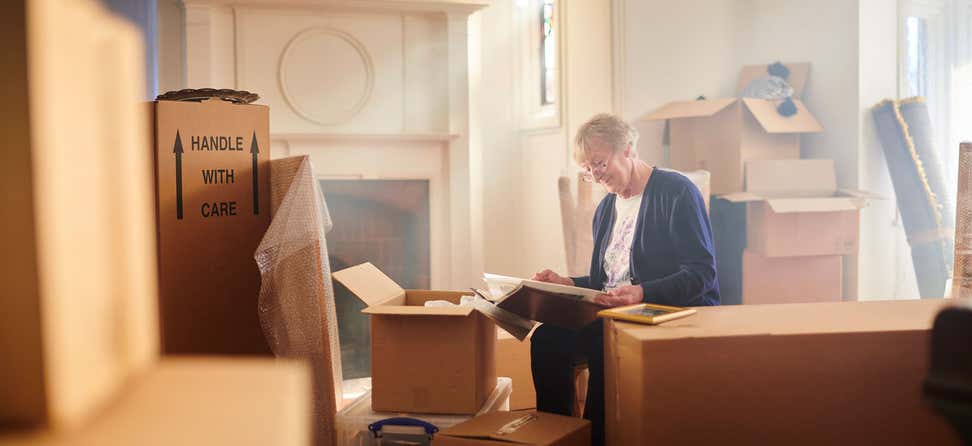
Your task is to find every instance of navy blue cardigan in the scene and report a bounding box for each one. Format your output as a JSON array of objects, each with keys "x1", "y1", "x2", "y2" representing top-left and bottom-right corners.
[{"x1": 572, "y1": 169, "x2": 720, "y2": 307}]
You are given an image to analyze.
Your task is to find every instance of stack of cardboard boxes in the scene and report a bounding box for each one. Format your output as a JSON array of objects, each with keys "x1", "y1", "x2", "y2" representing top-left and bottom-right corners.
[{"x1": 644, "y1": 63, "x2": 872, "y2": 304}]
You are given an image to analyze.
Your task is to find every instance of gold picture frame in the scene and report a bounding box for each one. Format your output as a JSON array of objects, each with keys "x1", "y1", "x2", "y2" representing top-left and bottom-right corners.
[{"x1": 597, "y1": 303, "x2": 696, "y2": 325}]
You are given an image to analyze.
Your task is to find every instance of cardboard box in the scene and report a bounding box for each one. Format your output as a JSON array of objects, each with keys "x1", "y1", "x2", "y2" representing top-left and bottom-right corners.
[
  {"x1": 642, "y1": 63, "x2": 823, "y2": 195},
  {"x1": 151, "y1": 98, "x2": 272, "y2": 355},
  {"x1": 0, "y1": 0, "x2": 158, "y2": 429},
  {"x1": 604, "y1": 300, "x2": 962, "y2": 446},
  {"x1": 433, "y1": 411, "x2": 591, "y2": 446},
  {"x1": 0, "y1": 358, "x2": 311, "y2": 446},
  {"x1": 332, "y1": 263, "x2": 497, "y2": 414},
  {"x1": 742, "y1": 250, "x2": 842, "y2": 305},
  {"x1": 724, "y1": 159, "x2": 871, "y2": 257},
  {"x1": 495, "y1": 331, "x2": 536, "y2": 410}
]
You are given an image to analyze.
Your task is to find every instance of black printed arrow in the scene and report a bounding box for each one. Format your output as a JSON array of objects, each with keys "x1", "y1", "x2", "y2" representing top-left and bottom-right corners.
[
  {"x1": 173, "y1": 130, "x2": 184, "y2": 220},
  {"x1": 250, "y1": 131, "x2": 259, "y2": 215}
]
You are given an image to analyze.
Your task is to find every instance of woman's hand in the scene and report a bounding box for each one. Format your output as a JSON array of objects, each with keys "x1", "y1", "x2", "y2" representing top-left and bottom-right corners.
[
  {"x1": 594, "y1": 284, "x2": 643, "y2": 307},
  {"x1": 532, "y1": 269, "x2": 573, "y2": 286}
]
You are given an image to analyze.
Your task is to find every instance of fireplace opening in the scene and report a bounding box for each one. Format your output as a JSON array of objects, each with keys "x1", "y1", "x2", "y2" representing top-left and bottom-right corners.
[{"x1": 323, "y1": 179, "x2": 431, "y2": 379}]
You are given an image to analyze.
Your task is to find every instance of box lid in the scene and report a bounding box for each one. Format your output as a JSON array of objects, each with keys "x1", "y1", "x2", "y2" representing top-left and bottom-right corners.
[
  {"x1": 737, "y1": 62, "x2": 810, "y2": 97},
  {"x1": 721, "y1": 160, "x2": 874, "y2": 212},
  {"x1": 641, "y1": 98, "x2": 737, "y2": 121},
  {"x1": 437, "y1": 412, "x2": 589, "y2": 445},
  {"x1": 331, "y1": 262, "x2": 404, "y2": 308},
  {"x1": 741, "y1": 98, "x2": 823, "y2": 134},
  {"x1": 331, "y1": 263, "x2": 476, "y2": 317}
]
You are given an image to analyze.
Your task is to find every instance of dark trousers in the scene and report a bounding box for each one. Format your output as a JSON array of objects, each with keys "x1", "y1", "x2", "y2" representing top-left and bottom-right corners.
[{"x1": 530, "y1": 320, "x2": 605, "y2": 446}]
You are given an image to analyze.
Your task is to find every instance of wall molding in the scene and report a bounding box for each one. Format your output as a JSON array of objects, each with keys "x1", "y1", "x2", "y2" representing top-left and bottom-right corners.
[{"x1": 277, "y1": 26, "x2": 375, "y2": 126}]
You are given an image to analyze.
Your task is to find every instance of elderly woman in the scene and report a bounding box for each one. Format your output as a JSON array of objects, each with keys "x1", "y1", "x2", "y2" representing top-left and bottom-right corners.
[{"x1": 531, "y1": 113, "x2": 719, "y2": 446}]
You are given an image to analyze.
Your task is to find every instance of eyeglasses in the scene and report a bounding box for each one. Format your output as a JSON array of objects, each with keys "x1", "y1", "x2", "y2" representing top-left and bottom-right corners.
[{"x1": 581, "y1": 151, "x2": 616, "y2": 183}]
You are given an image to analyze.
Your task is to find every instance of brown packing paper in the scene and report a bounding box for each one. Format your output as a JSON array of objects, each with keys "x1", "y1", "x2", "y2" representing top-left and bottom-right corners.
[{"x1": 152, "y1": 99, "x2": 271, "y2": 354}]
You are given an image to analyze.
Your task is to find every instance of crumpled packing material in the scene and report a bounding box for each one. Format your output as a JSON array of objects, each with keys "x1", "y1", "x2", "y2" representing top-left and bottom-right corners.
[{"x1": 255, "y1": 155, "x2": 342, "y2": 446}]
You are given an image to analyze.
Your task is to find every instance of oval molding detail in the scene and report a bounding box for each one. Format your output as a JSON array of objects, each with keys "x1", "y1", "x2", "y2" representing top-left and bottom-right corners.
[{"x1": 278, "y1": 27, "x2": 375, "y2": 126}]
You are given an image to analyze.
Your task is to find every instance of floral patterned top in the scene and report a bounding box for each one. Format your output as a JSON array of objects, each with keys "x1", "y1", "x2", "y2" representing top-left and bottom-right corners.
[{"x1": 602, "y1": 192, "x2": 643, "y2": 291}]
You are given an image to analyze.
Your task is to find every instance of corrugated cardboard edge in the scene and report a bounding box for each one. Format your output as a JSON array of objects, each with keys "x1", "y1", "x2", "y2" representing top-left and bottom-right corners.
[
  {"x1": 640, "y1": 98, "x2": 737, "y2": 121},
  {"x1": 741, "y1": 98, "x2": 823, "y2": 134}
]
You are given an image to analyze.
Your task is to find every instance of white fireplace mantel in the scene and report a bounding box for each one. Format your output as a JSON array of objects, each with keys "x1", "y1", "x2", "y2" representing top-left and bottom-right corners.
[{"x1": 177, "y1": 0, "x2": 487, "y2": 288}]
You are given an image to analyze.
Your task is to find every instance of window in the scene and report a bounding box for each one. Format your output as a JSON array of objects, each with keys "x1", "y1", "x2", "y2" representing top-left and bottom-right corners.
[
  {"x1": 899, "y1": 0, "x2": 972, "y2": 205},
  {"x1": 517, "y1": 0, "x2": 562, "y2": 128},
  {"x1": 540, "y1": 0, "x2": 557, "y2": 106}
]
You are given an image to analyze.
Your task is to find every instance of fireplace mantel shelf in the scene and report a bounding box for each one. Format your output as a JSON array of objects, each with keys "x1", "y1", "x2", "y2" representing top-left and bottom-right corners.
[
  {"x1": 271, "y1": 132, "x2": 460, "y2": 143},
  {"x1": 182, "y1": 0, "x2": 489, "y2": 14}
]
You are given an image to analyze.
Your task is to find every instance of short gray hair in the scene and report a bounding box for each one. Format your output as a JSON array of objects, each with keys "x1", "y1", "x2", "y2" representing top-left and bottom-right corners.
[{"x1": 573, "y1": 113, "x2": 639, "y2": 164}]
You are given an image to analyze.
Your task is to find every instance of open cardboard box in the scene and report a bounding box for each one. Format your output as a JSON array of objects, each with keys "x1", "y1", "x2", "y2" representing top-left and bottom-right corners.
[
  {"x1": 433, "y1": 411, "x2": 591, "y2": 446},
  {"x1": 642, "y1": 62, "x2": 823, "y2": 194},
  {"x1": 332, "y1": 263, "x2": 497, "y2": 415},
  {"x1": 723, "y1": 159, "x2": 877, "y2": 257}
]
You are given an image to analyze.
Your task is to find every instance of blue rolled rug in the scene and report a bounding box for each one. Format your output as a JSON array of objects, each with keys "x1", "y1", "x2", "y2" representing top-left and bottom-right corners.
[{"x1": 872, "y1": 98, "x2": 953, "y2": 298}]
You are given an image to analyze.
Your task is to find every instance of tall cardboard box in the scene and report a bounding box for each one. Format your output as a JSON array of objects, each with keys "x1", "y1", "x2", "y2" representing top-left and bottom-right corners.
[
  {"x1": 742, "y1": 250, "x2": 842, "y2": 305},
  {"x1": 332, "y1": 263, "x2": 497, "y2": 414},
  {"x1": 642, "y1": 63, "x2": 823, "y2": 194},
  {"x1": 604, "y1": 300, "x2": 962, "y2": 446},
  {"x1": 495, "y1": 331, "x2": 536, "y2": 410},
  {"x1": 724, "y1": 159, "x2": 871, "y2": 257},
  {"x1": 151, "y1": 98, "x2": 271, "y2": 355},
  {"x1": 0, "y1": 0, "x2": 158, "y2": 429}
]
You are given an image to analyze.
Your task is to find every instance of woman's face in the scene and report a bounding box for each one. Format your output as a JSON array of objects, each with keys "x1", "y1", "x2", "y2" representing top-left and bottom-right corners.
[{"x1": 581, "y1": 139, "x2": 632, "y2": 194}]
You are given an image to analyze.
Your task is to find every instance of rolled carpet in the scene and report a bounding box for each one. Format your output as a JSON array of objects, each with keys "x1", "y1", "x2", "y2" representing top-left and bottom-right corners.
[{"x1": 872, "y1": 99, "x2": 951, "y2": 298}]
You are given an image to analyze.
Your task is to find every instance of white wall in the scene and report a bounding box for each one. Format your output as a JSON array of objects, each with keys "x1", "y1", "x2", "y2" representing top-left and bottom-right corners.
[
  {"x1": 478, "y1": 0, "x2": 614, "y2": 279},
  {"x1": 479, "y1": 0, "x2": 523, "y2": 276},
  {"x1": 859, "y1": 0, "x2": 921, "y2": 298},
  {"x1": 617, "y1": 0, "x2": 737, "y2": 164},
  {"x1": 618, "y1": 0, "x2": 917, "y2": 299},
  {"x1": 732, "y1": 0, "x2": 860, "y2": 186}
]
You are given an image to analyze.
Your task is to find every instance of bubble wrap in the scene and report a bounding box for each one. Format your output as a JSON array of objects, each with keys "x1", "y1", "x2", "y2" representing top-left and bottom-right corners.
[
  {"x1": 953, "y1": 143, "x2": 972, "y2": 299},
  {"x1": 256, "y1": 155, "x2": 342, "y2": 446}
]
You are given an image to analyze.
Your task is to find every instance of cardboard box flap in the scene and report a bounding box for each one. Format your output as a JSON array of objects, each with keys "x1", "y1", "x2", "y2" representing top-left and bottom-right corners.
[
  {"x1": 331, "y1": 262, "x2": 404, "y2": 308},
  {"x1": 766, "y1": 197, "x2": 864, "y2": 213},
  {"x1": 837, "y1": 188, "x2": 885, "y2": 200},
  {"x1": 742, "y1": 98, "x2": 823, "y2": 133},
  {"x1": 438, "y1": 412, "x2": 587, "y2": 445},
  {"x1": 745, "y1": 159, "x2": 837, "y2": 197},
  {"x1": 641, "y1": 98, "x2": 737, "y2": 121},
  {"x1": 720, "y1": 192, "x2": 765, "y2": 203},
  {"x1": 362, "y1": 305, "x2": 475, "y2": 317},
  {"x1": 737, "y1": 62, "x2": 810, "y2": 97}
]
